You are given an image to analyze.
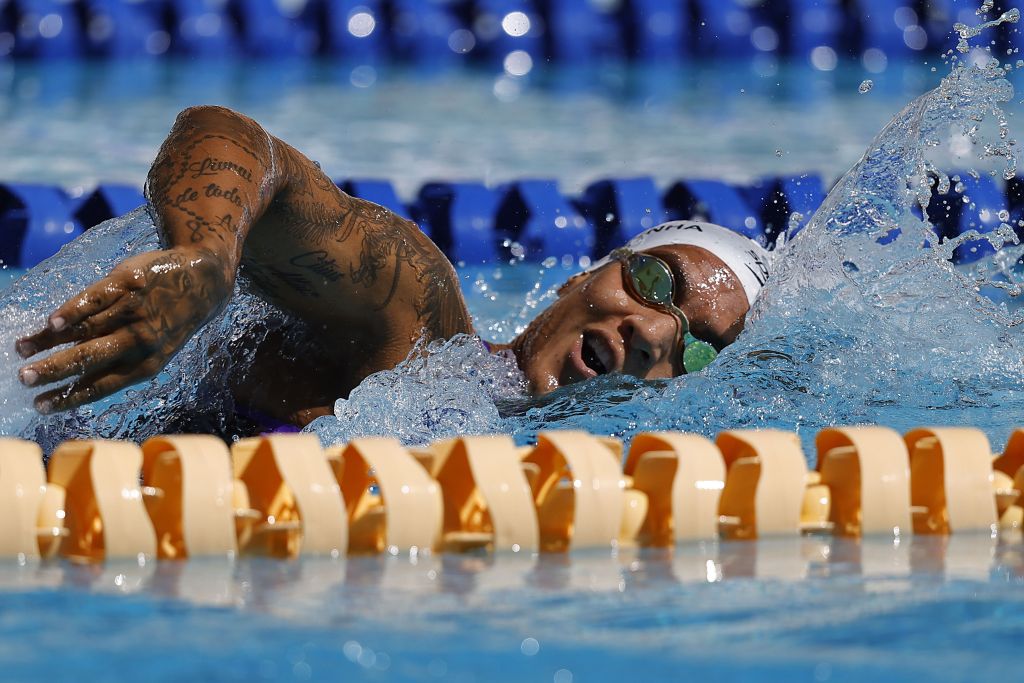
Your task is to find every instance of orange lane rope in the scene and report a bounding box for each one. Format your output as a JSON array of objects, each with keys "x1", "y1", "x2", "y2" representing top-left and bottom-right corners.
[{"x1": 0, "y1": 426, "x2": 1021, "y2": 563}]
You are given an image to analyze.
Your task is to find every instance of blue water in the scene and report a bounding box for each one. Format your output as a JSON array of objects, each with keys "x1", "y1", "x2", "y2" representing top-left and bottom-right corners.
[
  {"x1": 3, "y1": 9, "x2": 1024, "y2": 681},
  {"x1": 1, "y1": 537, "x2": 1022, "y2": 682},
  {"x1": 0, "y1": 58, "x2": 954, "y2": 197}
]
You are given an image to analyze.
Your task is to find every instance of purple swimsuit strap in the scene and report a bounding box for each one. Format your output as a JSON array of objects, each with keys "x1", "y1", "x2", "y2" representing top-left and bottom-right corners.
[{"x1": 235, "y1": 405, "x2": 302, "y2": 435}]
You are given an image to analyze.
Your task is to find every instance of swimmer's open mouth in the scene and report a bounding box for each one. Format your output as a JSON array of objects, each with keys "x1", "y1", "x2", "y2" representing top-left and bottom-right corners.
[{"x1": 581, "y1": 332, "x2": 613, "y2": 376}]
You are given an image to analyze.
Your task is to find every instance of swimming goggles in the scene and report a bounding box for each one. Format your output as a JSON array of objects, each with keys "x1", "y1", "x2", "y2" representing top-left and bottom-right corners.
[{"x1": 610, "y1": 247, "x2": 718, "y2": 374}]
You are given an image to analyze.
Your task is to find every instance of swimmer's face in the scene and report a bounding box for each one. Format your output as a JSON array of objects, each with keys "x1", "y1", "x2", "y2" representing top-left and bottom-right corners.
[{"x1": 512, "y1": 245, "x2": 750, "y2": 394}]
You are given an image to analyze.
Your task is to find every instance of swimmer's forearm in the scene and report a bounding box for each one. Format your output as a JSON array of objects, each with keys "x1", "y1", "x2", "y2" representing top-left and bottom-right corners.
[{"x1": 145, "y1": 105, "x2": 284, "y2": 278}]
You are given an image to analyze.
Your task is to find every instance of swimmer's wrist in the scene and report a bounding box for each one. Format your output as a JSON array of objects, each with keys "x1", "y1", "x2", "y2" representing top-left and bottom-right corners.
[{"x1": 164, "y1": 246, "x2": 236, "y2": 305}]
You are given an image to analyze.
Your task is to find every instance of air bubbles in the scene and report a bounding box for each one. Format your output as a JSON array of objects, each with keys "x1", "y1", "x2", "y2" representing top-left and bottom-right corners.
[{"x1": 520, "y1": 637, "x2": 540, "y2": 656}]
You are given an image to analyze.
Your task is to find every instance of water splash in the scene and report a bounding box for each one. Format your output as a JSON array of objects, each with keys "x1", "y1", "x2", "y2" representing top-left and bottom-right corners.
[
  {"x1": 305, "y1": 335, "x2": 526, "y2": 446},
  {"x1": 496, "y1": 16, "x2": 1024, "y2": 453},
  {"x1": 311, "y1": 46, "x2": 1024, "y2": 451},
  {"x1": 2, "y1": 3, "x2": 1024, "y2": 458},
  {"x1": 954, "y1": 8, "x2": 1019, "y2": 54},
  {"x1": 0, "y1": 208, "x2": 297, "y2": 451}
]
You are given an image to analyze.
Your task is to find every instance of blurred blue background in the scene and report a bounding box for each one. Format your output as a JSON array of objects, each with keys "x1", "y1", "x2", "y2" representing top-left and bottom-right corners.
[{"x1": 1, "y1": 1, "x2": 1020, "y2": 269}]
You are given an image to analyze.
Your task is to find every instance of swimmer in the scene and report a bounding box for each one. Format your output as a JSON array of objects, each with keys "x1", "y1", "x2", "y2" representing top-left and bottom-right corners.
[{"x1": 13, "y1": 106, "x2": 769, "y2": 429}]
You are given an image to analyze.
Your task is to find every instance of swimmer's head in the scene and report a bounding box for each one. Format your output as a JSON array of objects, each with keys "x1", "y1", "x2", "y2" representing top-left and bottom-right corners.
[{"x1": 510, "y1": 221, "x2": 771, "y2": 394}]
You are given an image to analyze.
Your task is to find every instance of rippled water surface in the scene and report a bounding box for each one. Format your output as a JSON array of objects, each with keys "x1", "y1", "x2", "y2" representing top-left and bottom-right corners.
[
  {"x1": 3, "y1": 9, "x2": 1024, "y2": 682},
  {"x1": 0, "y1": 58, "x2": 957, "y2": 197},
  {"x1": 1, "y1": 536, "x2": 1023, "y2": 683}
]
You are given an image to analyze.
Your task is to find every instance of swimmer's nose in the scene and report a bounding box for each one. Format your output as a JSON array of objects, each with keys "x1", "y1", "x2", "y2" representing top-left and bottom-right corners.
[{"x1": 621, "y1": 312, "x2": 678, "y2": 376}]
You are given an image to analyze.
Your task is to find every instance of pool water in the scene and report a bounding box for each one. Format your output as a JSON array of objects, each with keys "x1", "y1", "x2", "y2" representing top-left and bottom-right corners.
[
  {"x1": 0, "y1": 58, "x2": 957, "y2": 197},
  {"x1": 4, "y1": 12, "x2": 1024, "y2": 682},
  {"x1": 1, "y1": 536, "x2": 1022, "y2": 683}
]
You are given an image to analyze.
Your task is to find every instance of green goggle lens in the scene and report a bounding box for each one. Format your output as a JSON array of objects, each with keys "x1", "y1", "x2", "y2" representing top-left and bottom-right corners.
[
  {"x1": 621, "y1": 252, "x2": 719, "y2": 374},
  {"x1": 682, "y1": 333, "x2": 717, "y2": 374},
  {"x1": 627, "y1": 255, "x2": 675, "y2": 305}
]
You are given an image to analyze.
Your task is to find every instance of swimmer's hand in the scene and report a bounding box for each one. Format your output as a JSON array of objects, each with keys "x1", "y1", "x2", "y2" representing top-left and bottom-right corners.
[{"x1": 15, "y1": 247, "x2": 231, "y2": 414}]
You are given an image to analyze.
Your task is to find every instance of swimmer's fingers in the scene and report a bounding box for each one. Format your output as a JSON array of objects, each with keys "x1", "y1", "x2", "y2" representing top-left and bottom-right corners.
[
  {"x1": 18, "y1": 332, "x2": 138, "y2": 394},
  {"x1": 17, "y1": 298, "x2": 139, "y2": 356},
  {"x1": 31, "y1": 362, "x2": 155, "y2": 414},
  {"x1": 16, "y1": 279, "x2": 128, "y2": 357}
]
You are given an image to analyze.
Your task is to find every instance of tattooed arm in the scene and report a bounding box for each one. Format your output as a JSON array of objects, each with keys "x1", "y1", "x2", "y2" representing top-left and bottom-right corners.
[
  {"x1": 16, "y1": 105, "x2": 472, "y2": 414},
  {"x1": 13, "y1": 106, "x2": 281, "y2": 412}
]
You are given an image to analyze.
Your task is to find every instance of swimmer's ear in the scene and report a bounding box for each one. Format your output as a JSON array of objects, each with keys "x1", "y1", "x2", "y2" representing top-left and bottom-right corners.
[{"x1": 557, "y1": 272, "x2": 588, "y2": 296}]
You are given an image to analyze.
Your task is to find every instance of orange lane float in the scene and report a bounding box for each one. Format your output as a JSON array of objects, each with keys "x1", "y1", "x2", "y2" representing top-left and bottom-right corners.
[
  {"x1": 0, "y1": 438, "x2": 47, "y2": 560},
  {"x1": 815, "y1": 426, "x2": 912, "y2": 537},
  {"x1": 46, "y1": 440, "x2": 157, "y2": 562},
  {"x1": 233, "y1": 434, "x2": 348, "y2": 558},
  {"x1": 716, "y1": 429, "x2": 808, "y2": 540},
  {"x1": 905, "y1": 427, "x2": 997, "y2": 535},
  {"x1": 524, "y1": 431, "x2": 624, "y2": 552},
  {"x1": 624, "y1": 432, "x2": 724, "y2": 545},
  {"x1": 141, "y1": 435, "x2": 237, "y2": 559},
  {"x1": 425, "y1": 434, "x2": 538, "y2": 553},
  {"x1": 992, "y1": 428, "x2": 1024, "y2": 531},
  {"x1": 0, "y1": 425, "x2": 1021, "y2": 564},
  {"x1": 328, "y1": 437, "x2": 442, "y2": 555}
]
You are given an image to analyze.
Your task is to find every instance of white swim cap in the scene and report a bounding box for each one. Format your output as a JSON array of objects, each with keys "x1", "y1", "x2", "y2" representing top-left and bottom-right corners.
[{"x1": 588, "y1": 221, "x2": 771, "y2": 307}]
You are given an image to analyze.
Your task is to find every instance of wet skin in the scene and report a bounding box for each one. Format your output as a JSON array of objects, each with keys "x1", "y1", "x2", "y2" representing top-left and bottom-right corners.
[
  {"x1": 505, "y1": 245, "x2": 750, "y2": 393},
  {"x1": 15, "y1": 106, "x2": 750, "y2": 425}
]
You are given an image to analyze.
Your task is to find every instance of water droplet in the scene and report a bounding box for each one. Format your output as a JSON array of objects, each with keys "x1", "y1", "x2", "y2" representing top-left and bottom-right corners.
[{"x1": 858, "y1": 79, "x2": 874, "y2": 94}]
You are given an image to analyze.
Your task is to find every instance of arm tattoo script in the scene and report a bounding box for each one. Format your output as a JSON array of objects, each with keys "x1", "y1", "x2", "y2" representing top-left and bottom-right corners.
[{"x1": 145, "y1": 107, "x2": 276, "y2": 268}]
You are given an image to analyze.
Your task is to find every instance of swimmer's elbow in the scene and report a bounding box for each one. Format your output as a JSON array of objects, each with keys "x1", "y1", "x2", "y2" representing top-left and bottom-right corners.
[{"x1": 173, "y1": 104, "x2": 242, "y2": 128}]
